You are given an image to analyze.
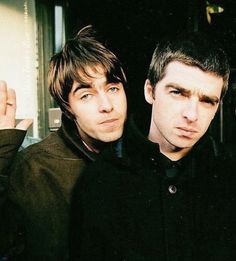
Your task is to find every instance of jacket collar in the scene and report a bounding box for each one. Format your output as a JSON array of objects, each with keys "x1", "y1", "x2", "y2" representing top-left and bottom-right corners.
[
  {"x1": 58, "y1": 114, "x2": 97, "y2": 162},
  {"x1": 123, "y1": 114, "x2": 161, "y2": 162}
]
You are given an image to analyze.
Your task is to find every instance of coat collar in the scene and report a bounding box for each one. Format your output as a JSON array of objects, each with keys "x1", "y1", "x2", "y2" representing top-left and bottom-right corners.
[{"x1": 58, "y1": 114, "x2": 97, "y2": 162}]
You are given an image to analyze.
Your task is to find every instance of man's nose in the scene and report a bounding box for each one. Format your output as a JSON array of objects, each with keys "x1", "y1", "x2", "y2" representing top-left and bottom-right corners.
[
  {"x1": 182, "y1": 99, "x2": 198, "y2": 122},
  {"x1": 98, "y1": 94, "x2": 113, "y2": 113}
]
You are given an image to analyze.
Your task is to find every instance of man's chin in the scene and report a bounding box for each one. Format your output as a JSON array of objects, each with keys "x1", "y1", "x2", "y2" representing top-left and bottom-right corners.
[
  {"x1": 168, "y1": 135, "x2": 198, "y2": 149},
  {"x1": 172, "y1": 140, "x2": 198, "y2": 151},
  {"x1": 98, "y1": 131, "x2": 123, "y2": 143}
]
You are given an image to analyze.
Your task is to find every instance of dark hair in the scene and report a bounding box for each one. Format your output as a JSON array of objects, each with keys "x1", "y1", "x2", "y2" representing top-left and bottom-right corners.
[
  {"x1": 48, "y1": 25, "x2": 127, "y2": 119},
  {"x1": 147, "y1": 32, "x2": 230, "y2": 98}
]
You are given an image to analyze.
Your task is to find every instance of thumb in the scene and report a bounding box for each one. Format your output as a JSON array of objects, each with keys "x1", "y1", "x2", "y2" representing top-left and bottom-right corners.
[{"x1": 16, "y1": 119, "x2": 33, "y2": 130}]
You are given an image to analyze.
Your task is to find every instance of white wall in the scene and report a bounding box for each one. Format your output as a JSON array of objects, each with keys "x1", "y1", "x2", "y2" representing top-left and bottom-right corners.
[{"x1": 0, "y1": 0, "x2": 38, "y2": 137}]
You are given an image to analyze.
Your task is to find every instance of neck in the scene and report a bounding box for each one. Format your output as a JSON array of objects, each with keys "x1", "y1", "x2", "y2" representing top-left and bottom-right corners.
[{"x1": 159, "y1": 146, "x2": 191, "y2": 161}]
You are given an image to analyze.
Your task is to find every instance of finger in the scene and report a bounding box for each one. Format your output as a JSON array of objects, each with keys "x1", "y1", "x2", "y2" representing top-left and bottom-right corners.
[
  {"x1": 0, "y1": 81, "x2": 7, "y2": 115},
  {"x1": 16, "y1": 119, "x2": 33, "y2": 130},
  {"x1": 5, "y1": 88, "x2": 17, "y2": 119}
]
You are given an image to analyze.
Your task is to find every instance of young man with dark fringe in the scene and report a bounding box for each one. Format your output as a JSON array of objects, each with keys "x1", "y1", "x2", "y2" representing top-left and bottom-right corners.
[{"x1": 0, "y1": 26, "x2": 127, "y2": 260}]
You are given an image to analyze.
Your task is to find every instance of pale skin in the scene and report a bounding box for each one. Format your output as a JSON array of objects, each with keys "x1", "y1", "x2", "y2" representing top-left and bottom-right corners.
[
  {"x1": 144, "y1": 61, "x2": 223, "y2": 161},
  {"x1": 68, "y1": 66, "x2": 127, "y2": 152},
  {"x1": 0, "y1": 81, "x2": 32, "y2": 130}
]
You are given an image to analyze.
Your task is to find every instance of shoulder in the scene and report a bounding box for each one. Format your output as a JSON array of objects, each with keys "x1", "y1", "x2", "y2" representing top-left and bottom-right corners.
[
  {"x1": 9, "y1": 131, "x2": 86, "y2": 191},
  {"x1": 17, "y1": 131, "x2": 82, "y2": 161},
  {"x1": 195, "y1": 136, "x2": 236, "y2": 182}
]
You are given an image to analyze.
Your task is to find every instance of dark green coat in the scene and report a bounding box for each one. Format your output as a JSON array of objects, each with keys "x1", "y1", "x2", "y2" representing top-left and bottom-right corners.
[
  {"x1": 0, "y1": 129, "x2": 26, "y2": 176},
  {"x1": 1, "y1": 116, "x2": 97, "y2": 260},
  {"x1": 75, "y1": 117, "x2": 236, "y2": 261},
  {"x1": 0, "y1": 129, "x2": 26, "y2": 202},
  {"x1": 0, "y1": 129, "x2": 26, "y2": 260}
]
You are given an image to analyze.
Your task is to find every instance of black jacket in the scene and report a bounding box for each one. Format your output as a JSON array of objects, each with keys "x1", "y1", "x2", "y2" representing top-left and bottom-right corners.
[
  {"x1": 0, "y1": 116, "x2": 97, "y2": 260},
  {"x1": 76, "y1": 116, "x2": 236, "y2": 261}
]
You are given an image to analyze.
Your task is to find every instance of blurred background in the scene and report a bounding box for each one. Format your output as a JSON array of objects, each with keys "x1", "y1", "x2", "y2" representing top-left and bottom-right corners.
[{"x1": 0, "y1": 0, "x2": 236, "y2": 153}]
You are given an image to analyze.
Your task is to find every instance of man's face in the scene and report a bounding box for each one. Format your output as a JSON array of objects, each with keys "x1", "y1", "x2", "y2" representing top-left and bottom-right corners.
[
  {"x1": 144, "y1": 61, "x2": 223, "y2": 155},
  {"x1": 68, "y1": 67, "x2": 127, "y2": 147}
]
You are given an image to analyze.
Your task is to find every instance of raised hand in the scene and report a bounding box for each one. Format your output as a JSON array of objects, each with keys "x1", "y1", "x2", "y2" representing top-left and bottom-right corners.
[{"x1": 0, "y1": 81, "x2": 32, "y2": 130}]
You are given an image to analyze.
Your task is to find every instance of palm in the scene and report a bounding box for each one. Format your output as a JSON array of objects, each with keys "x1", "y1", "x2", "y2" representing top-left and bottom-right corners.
[{"x1": 0, "y1": 81, "x2": 32, "y2": 130}]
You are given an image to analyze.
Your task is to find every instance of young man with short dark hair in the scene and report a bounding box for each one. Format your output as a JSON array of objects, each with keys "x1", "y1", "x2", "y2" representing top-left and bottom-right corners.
[{"x1": 75, "y1": 32, "x2": 236, "y2": 260}]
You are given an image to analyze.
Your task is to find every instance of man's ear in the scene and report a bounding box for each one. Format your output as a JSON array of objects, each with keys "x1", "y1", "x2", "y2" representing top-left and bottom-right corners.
[{"x1": 144, "y1": 79, "x2": 155, "y2": 105}]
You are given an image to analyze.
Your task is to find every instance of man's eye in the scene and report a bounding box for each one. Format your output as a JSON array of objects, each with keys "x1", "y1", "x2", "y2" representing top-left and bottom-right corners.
[
  {"x1": 170, "y1": 89, "x2": 181, "y2": 95},
  {"x1": 80, "y1": 93, "x2": 92, "y2": 101},
  {"x1": 108, "y1": 86, "x2": 119, "y2": 93}
]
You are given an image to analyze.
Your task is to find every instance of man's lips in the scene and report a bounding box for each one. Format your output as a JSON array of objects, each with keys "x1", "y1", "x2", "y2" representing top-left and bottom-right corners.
[
  {"x1": 100, "y1": 118, "x2": 118, "y2": 124},
  {"x1": 176, "y1": 127, "x2": 198, "y2": 137},
  {"x1": 177, "y1": 127, "x2": 198, "y2": 132}
]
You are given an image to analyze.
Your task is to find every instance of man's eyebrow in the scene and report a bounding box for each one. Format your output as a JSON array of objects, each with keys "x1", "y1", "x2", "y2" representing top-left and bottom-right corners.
[
  {"x1": 72, "y1": 83, "x2": 91, "y2": 94},
  {"x1": 200, "y1": 94, "x2": 220, "y2": 104},
  {"x1": 166, "y1": 83, "x2": 220, "y2": 103},
  {"x1": 165, "y1": 83, "x2": 191, "y2": 95}
]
